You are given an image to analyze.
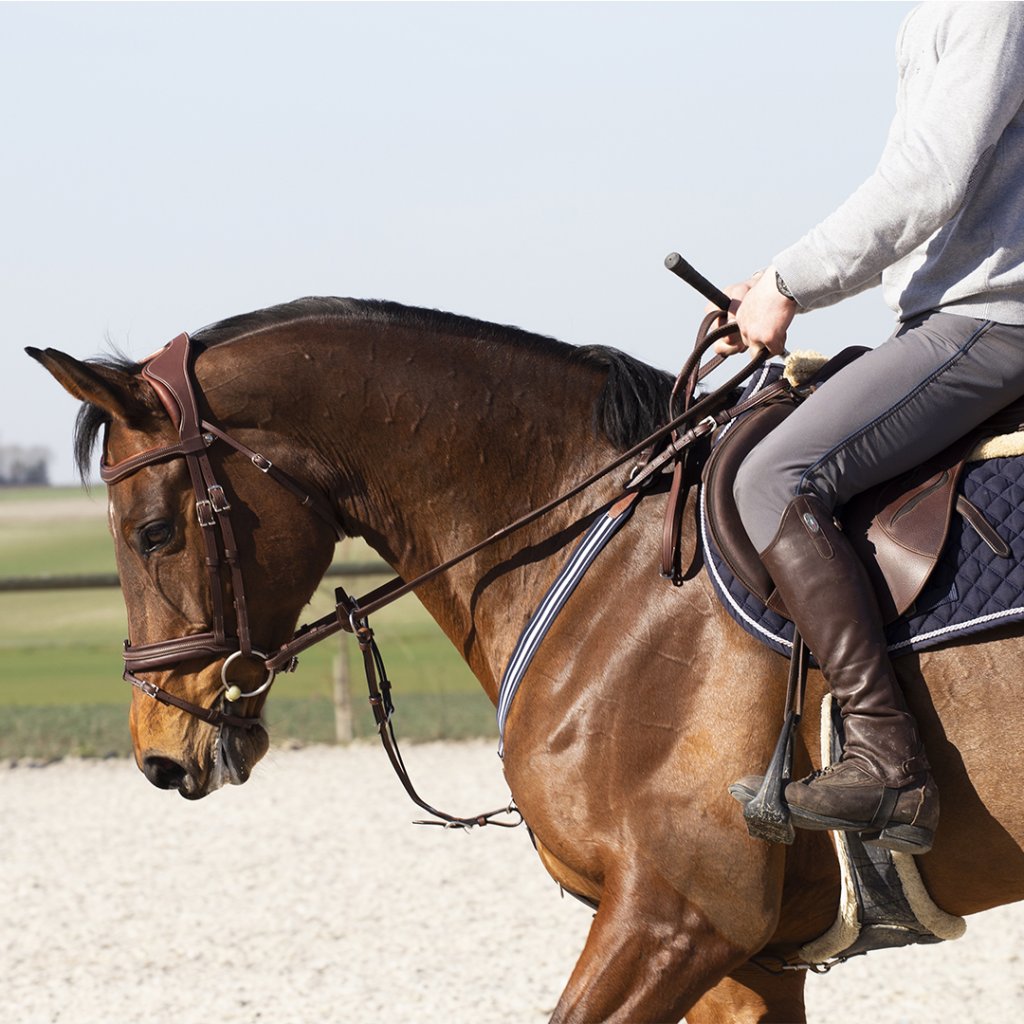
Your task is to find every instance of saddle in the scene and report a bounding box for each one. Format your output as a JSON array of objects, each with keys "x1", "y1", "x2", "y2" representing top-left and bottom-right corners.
[{"x1": 704, "y1": 348, "x2": 1024, "y2": 624}]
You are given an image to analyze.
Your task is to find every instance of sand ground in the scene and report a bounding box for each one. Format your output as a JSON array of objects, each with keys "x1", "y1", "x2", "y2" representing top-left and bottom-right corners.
[{"x1": 2, "y1": 742, "x2": 1021, "y2": 1024}]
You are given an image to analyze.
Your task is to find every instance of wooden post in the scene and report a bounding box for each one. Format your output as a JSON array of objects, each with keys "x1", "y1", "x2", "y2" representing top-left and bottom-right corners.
[{"x1": 332, "y1": 632, "x2": 354, "y2": 744}]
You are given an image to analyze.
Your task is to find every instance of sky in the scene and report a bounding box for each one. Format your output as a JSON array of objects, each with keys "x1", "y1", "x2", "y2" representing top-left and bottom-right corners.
[{"x1": 1, "y1": 0, "x2": 914, "y2": 486}]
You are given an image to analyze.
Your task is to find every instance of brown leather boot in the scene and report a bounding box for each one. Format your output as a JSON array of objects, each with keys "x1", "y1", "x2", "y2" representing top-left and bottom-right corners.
[{"x1": 739, "y1": 493, "x2": 939, "y2": 854}]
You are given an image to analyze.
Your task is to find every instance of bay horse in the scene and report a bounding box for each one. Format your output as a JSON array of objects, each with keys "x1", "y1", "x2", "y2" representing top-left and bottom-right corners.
[{"x1": 29, "y1": 297, "x2": 1024, "y2": 1022}]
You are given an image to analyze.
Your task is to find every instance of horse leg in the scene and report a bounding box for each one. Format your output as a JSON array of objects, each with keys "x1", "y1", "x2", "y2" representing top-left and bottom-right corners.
[
  {"x1": 549, "y1": 870, "x2": 765, "y2": 1024},
  {"x1": 685, "y1": 964, "x2": 807, "y2": 1024}
]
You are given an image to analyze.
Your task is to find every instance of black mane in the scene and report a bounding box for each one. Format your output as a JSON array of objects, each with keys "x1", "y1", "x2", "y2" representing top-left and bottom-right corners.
[{"x1": 75, "y1": 298, "x2": 673, "y2": 479}]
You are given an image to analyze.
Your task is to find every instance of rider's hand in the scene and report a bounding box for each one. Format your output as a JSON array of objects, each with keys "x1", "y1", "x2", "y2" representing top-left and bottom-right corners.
[
  {"x1": 708, "y1": 278, "x2": 753, "y2": 356},
  {"x1": 710, "y1": 267, "x2": 798, "y2": 357}
]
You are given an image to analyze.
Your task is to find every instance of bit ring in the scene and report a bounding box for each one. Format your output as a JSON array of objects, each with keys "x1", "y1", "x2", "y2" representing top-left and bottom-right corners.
[{"x1": 221, "y1": 650, "x2": 275, "y2": 702}]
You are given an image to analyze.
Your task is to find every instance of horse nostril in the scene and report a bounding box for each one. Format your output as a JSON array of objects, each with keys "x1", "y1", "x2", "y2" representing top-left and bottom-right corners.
[{"x1": 142, "y1": 755, "x2": 188, "y2": 791}]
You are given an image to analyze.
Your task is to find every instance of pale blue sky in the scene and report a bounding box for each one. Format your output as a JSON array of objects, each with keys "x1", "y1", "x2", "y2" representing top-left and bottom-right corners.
[{"x1": 3, "y1": 1, "x2": 913, "y2": 485}]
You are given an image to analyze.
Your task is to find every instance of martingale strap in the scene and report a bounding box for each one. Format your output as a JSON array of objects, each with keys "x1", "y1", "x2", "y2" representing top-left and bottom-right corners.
[
  {"x1": 345, "y1": 610, "x2": 523, "y2": 829},
  {"x1": 495, "y1": 492, "x2": 640, "y2": 756}
]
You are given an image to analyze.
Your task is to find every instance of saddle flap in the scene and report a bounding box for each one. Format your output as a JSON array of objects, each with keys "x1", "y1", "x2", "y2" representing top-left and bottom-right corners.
[
  {"x1": 843, "y1": 434, "x2": 978, "y2": 622},
  {"x1": 703, "y1": 400, "x2": 797, "y2": 609}
]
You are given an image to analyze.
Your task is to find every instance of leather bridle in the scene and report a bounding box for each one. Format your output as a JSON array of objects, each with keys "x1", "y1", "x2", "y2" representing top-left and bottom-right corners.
[{"x1": 101, "y1": 332, "x2": 344, "y2": 730}]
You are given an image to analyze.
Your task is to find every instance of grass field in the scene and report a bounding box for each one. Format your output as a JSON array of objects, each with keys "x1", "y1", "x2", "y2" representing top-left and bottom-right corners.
[{"x1": 0, "y1": 486, "x2": 495, "y2": 758}]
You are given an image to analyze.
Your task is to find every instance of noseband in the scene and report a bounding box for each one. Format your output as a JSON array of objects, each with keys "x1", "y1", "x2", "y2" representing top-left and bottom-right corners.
[{"x1": 101, "y1": 332, "x2": 343, "y2": 730}]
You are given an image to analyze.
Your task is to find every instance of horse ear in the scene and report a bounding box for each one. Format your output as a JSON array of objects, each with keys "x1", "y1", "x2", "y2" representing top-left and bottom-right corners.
[{"x1": 25, "y1": 347, "x2": 156, "y2": 425}]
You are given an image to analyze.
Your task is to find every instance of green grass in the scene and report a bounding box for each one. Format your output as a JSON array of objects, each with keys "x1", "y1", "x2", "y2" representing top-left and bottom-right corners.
[
  {"x1": 0, "y1": 486, "x2": 115, "y2": 576},
  {"x1": 0, "y1": 486, "x2": 495, "y2": 757}
]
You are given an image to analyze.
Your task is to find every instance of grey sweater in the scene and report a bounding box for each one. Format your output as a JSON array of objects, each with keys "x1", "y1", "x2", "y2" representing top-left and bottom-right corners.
[{"x1": 774, "y1": 2, "x2": 1024, "y2": 325}]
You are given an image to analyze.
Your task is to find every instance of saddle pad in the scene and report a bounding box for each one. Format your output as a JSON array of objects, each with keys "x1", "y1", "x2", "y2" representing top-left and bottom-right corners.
[{"x1": 702, "y1": 447, "x2": 1024, "y2": 659}]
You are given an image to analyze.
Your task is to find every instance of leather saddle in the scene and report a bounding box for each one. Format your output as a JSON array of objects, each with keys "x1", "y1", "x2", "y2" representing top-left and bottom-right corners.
[{"x1": 704, "y1": 348, "x2": 1024, "y2": 624}]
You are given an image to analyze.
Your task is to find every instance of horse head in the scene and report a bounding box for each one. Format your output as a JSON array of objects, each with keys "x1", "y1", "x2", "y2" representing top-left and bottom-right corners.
[
  {"x1": 28, "y1": 338, "x2": 339, "y2": 798},
  {"x1": 27, "y1": 298, "x2": 671, "y2": 801}
]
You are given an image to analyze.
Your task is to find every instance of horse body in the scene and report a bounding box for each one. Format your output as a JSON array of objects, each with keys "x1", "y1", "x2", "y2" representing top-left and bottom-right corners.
[{"x1": 30, "y1": 298, "x2": 1024, "y2": 1021}]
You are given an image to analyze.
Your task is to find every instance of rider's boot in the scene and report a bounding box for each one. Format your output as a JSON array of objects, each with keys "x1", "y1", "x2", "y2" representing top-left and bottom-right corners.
[{"x1": 731, "y1": 494, "x2": 938, "y2": 854}]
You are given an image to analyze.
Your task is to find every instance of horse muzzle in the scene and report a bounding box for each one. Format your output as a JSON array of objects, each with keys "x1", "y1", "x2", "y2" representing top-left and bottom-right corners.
[{"x1": 140, "y1": 724, "x2": 268, "y2": 799}]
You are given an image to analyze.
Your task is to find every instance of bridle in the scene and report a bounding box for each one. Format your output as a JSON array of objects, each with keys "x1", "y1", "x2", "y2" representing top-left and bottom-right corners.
[{"x1": 101, "y1": 332, "x2": 344, "y2": 730}]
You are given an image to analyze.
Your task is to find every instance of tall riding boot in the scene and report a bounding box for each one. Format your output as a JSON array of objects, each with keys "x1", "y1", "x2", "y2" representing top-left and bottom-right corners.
[{"x1": 743, "y1": 493, "x2": 938, "y2": 854}]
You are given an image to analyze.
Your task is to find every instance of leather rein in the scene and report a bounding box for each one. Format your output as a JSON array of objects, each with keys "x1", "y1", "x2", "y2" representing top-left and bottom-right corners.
[{"x1": 103, "y1": 315, "x2": 775, "y2": 824}]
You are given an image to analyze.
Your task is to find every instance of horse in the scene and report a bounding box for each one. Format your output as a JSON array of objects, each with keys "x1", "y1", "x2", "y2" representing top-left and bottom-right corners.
[{"x1": 29, "y1": 297, "x2": 1024, "y2": 1023}]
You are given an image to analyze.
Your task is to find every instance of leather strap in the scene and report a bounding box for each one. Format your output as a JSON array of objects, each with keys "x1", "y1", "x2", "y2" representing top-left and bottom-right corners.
[
  {"x1": 347, "y1": 609, "x2": 522, "y2": 829},
  {"x1": 125, "y1": 669, "x2": 263, "y2": 730},
  {"x1": 956, "y1": 495, "x2": 1011, "y2": 557},
  {"x1": 661, "y1": 311, "x2": 739, "y2": 582},
  {"x1": 269, "y1": 325, "x2": 771, "y2": 672}
]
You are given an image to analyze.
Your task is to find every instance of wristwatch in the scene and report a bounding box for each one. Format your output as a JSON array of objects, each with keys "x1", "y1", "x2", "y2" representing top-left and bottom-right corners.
[{"x1": 775, "y1": 271, "x2": 796, "y2": 302}]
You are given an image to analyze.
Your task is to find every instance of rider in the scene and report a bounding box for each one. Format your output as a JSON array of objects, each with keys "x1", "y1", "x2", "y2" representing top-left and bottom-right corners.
[{"x1": 719, "y1": 2, "x2": 1024, "y2": 854}]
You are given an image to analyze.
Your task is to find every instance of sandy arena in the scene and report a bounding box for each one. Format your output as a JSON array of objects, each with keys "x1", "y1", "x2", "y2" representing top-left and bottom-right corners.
[{"x1": 2, "y1": 741, "x2": 1022, "y2": 1023}]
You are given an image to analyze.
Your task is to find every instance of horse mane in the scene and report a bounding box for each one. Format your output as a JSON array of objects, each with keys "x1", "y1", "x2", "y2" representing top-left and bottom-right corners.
[{"x1": 74, "y1": 298, "x2": 673, "y2": 479}]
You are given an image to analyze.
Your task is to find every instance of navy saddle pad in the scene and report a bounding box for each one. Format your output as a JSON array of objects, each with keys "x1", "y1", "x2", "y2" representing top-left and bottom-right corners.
[{"x1": 701, "y1": 368, "x2": 1024, "y2": 659}]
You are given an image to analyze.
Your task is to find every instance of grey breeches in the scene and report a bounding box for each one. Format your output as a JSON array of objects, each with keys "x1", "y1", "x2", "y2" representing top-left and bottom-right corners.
[{"x1": 734, "y1": 310, "x2": 1024, "y2": 553}]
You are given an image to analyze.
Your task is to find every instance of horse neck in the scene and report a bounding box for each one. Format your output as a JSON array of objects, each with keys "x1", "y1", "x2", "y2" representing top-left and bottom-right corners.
[{"x1": 202, "y1": 316, "x2": 627, "y2": 699}]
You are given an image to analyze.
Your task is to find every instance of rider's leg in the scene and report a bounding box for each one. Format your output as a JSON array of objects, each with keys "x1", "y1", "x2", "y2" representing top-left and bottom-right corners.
[{"x1": 732, "y1": 311, "x2": 1024, "y2": 852}]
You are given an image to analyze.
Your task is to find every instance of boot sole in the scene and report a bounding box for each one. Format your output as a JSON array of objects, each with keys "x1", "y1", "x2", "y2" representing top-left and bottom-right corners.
[
  {"x1": 729, "y1": 782, "x2": 934, "y2": 854},
  {"x1": 789, "y1": 806, "x2": 934, "y2": 854},
  {"x1": 863, "y1": 823, "x2": 934, "y2": 856}
]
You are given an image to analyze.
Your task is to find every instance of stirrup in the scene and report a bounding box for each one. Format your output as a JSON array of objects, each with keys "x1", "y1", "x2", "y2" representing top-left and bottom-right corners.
[{"x1": 738, "y1": 633, "x2": 808, "y2": 845}]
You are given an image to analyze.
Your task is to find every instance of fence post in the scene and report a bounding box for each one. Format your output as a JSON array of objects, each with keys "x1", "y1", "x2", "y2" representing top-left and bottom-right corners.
[{"x1": 332, "y1": 632, "x2": 354, "y2": 744}]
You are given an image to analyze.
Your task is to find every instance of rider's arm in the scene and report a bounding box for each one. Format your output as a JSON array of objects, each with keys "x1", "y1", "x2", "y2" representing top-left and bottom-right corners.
[{"x1": 775, "y1": 3, "x2": 1024, "y2": 311}]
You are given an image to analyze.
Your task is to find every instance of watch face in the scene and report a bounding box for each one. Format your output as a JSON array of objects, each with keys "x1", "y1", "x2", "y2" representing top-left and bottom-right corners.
[{"x1": 775, "y1": 271, "x2": 796, "y2": 301}]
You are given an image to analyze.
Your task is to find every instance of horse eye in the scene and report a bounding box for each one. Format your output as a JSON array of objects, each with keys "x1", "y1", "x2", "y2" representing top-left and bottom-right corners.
[{"x1": 138, "y1": 520, "x2": 173, "y2": 555}]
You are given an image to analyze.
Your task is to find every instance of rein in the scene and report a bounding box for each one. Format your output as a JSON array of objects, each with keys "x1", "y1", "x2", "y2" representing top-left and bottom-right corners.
[
  {"x1": 267, "y1": 316, "x2": 769, "y2": 671},
  {"x1": 106, "y1": 300, "x2": 779, "y2": 826}
]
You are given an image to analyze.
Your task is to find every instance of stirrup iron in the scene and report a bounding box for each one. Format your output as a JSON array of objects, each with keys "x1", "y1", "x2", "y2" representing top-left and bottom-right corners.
[{"x1": 743, "y1": 633, "x2": 808, "y2": 845}]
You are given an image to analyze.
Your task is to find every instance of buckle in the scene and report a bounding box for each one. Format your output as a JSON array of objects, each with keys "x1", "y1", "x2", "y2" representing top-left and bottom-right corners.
[
  {"x1": 196, "y1": 499, "x2": 216, "y2": 527},
  {"x1": 208, "y1": 484, "x2": 232, "y2": 513},
  {"x1": 252, "y1": 454, "x2": 273, "y2": 472},
  {"x1": 693, "y1": 414, "x2": 719, "y2": 438}
]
